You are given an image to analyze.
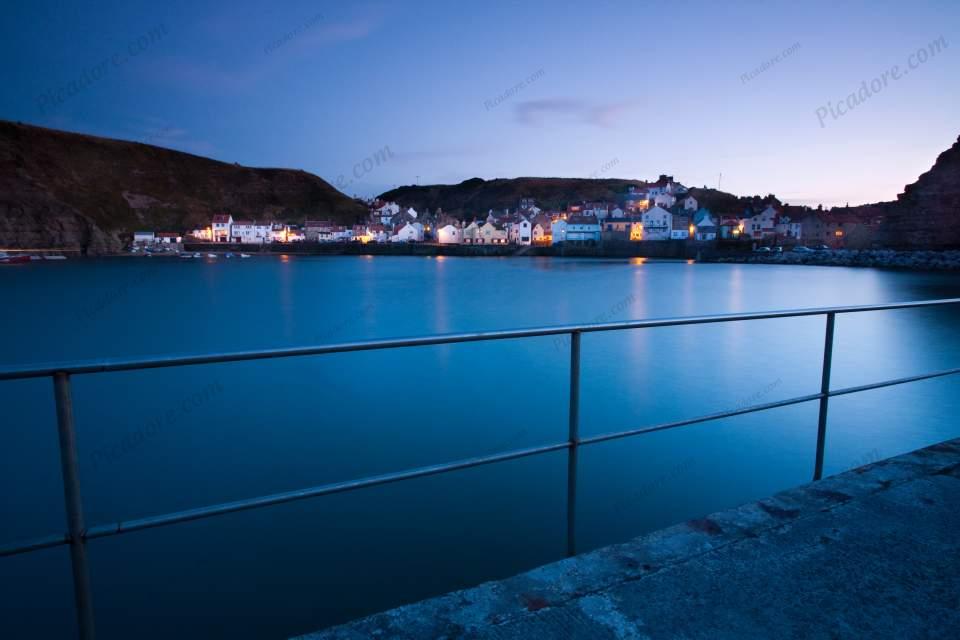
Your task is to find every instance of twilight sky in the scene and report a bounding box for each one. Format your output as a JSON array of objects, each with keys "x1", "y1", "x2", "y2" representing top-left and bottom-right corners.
[{"x1": 2, "y1": 0, "x2": 958, "y2": 206}]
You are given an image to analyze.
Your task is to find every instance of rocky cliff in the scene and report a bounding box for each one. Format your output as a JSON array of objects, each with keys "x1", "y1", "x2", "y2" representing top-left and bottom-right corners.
[
  {"x1": 0, "y1": 120, "x2": 366, "y2": 254},
  {"x1": 879, "y1": 135, "x2": 960, "y2": 247}
]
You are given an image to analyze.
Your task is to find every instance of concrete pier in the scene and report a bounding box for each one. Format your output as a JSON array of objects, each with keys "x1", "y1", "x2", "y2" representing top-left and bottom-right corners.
[{"x1": 296, "y1": 437, "x2": 960, "y2": 639}]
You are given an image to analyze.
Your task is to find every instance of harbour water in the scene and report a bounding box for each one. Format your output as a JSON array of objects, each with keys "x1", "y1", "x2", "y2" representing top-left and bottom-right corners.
[{"x1": 2, "y1": 256, "x2": 960, "y2": 639}]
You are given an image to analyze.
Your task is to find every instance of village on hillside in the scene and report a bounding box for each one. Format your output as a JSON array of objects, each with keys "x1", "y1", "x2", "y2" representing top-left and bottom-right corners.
[{"x1": 133, "y1": 175, "x2": 885, "y2": 251}]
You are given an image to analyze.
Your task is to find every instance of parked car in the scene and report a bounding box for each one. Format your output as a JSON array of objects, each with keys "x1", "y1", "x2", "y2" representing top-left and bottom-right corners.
[
  {"x1": 753, "y1": 247, "x2": 771, "y2": 253},
  {"x1": 772, "y1": 246, "x2": 783, "y2": 253},
  {"x1": 812, "y1": 244, "x2": 830, "y2": 251},
  {"x1": 793, "y1": 246, "x2": 814, "y2": 253}
]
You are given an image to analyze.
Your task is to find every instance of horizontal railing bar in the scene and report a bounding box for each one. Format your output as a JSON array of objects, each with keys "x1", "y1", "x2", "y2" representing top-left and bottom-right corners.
[
  {"x1": 2, "y1": 298, "x2": 959, "y2": 381},
  {"x1": 4, "y1": 363, "x2": 960, "y2": 557},
  {"x1": 83, "y1": 441, "x2": 571, "y2": 540},
  {"x1": 580, "y1": 392, "x2": 825, "y2": 446},
  {"x1": 0, "y1": 533, "x2": 69, "y2": 558},
  {"x1": 827, "y1": 365, "x2": 960, "y2": 398}
]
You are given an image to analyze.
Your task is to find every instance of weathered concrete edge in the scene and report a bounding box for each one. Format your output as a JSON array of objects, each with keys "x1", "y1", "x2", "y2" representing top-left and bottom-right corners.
[{"x1": 295, "y1": 438, "x2": 960, "y2": 639}]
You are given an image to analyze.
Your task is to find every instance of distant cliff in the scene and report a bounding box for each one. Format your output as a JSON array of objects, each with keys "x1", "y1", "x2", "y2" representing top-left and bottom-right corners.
[
  {"x1": 879, "y1": 135, "x2": 960, "y2": 247},
  {"x1": 0, "y1": 120, "x2": 365, "y2": 254}
]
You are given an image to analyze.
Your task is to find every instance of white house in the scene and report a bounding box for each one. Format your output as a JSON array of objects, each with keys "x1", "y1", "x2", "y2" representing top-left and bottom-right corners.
[
  {"x1": 462, "y1": 221, "x2": 481, "y2": 244},
  {"x1": 406, "y1": 207, "x2": 419, "y2": 220},
  {"x1": 641, "y1": 206, "x2": 672, "y2": 241},
  {"x1": 683, "y1": 196, "x2": 698, "y2": 211},
  {"x1": 393, "y1": 222, "x2": 424, "y2": 243},
  {"x1": 233, "y1": 221, "x2": 271, "y2": 243},
  {"x1": 775, "y1": 214, "x2": 803, "y2": 241},
  {"x1": 745, "y1": 205, "x2": 779, "y2": 240},
  {"x1": 133, "y1": 231, "x2": 155, "y2": 245},
  {"x1": 212, "y1": 214, "x2": 233, "y2": 242},
  {"x1": 508, "y1": 217, "x2": 532, "y2": 245},
  {"x1": 156, "y1": 232, "x2": 182, "y2": 244},
  {"x1": 230, "y1": 220, "x2": 259, "y2": 243},
  {"x1": 376, "y1": 202, "x2": 400, "y2": 224},
  {"x1": 252, "y1": 222, "x2": 272, "y2": 243},
  {"x1": 478, "y1": 221, "x2": 508, "y2": 244},
  {"x1": 437, "y1": 224, "x2": 461, "y2": 244},
  {"x1": 610, "y1": 207, "x2": 625, "y2": 219},
  {"x1": 654, "y1": 193, "x2": 677, "y2": 208}
]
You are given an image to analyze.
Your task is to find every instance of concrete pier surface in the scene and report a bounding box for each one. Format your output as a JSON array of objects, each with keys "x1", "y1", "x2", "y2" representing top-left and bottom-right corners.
[{"x1": 296, "y1": 438, "x2": 960, "y2": 639}]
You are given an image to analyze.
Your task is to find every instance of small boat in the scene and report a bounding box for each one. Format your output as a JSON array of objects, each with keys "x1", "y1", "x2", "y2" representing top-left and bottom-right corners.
[
  {"x1": 29, "y1": 255, "x2": 44, "y2": 261},
  {"x1": 180, "y1": 254, "x2": 193, "y2": 259},
  {"x1": 0, "y1": 252, "x2": 31, "y2": 264},
  {"x1": 207, "y1": 253, "x2": 218, "y2": 258},
  {"x1": 193, "y1": 253, "x2": 202, "y2": 258},
  {"x1": 240, "y1": 253, "x2": 251, "y2": 258},
  {"x1": 225, "y1": 252, "x2": 235, "y2": 258},
  {"x1": 43, "y1": 255, "x2": 67, "y2": 261}
]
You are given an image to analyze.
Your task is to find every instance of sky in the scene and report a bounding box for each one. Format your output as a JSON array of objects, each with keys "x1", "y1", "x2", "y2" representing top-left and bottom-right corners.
[{"x1": 2, "y1": 0, "x2": 958, "y2": 207}]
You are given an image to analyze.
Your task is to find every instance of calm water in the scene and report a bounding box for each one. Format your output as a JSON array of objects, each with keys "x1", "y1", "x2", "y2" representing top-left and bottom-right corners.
[{"x1": 2, "y1": 256, "x2": 960, "y2": 639}]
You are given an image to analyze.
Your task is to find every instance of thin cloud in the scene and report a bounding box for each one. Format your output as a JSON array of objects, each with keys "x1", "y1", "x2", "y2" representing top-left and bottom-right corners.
[
  {"x1": 514, "y1": 98, "x2": 638, "y2": 127},
  {"x1": 151, "y1": 10, "x2": 388, "y2": 93}
]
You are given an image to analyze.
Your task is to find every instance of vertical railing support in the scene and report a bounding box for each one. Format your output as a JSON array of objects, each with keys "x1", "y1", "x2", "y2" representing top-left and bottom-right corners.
[
  {"x1": 53, "y1": 372, "x2": 96, "y2": 640},
  {"x1": 813, "y1": 313, "x2": 836, "y2": 481},
  {"x1": 566, "y1": 331, "x2": 581, "y2": 557}
]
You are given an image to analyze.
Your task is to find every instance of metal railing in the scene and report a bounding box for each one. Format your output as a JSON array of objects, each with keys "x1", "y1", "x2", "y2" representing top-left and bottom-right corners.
[{"x1": 2, "y1": 298, "x2": 960, "y2": 639}]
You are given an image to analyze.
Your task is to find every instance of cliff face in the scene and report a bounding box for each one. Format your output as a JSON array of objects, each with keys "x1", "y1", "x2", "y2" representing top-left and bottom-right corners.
[
  {"x1": 880, "y1": 135, "x2": 960, "y2": 247},
  {"x1": 0, "y1": 120, "x2": 365, "y2": 254}
]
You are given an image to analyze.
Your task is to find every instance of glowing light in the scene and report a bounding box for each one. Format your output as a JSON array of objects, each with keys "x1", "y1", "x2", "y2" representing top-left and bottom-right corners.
[{"x1": 630, "y1": 257, "x2": 647, "y2": 265}]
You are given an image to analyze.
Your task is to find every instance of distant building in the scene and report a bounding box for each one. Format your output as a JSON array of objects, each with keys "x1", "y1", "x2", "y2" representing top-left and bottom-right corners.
[
  {"x1": 393, "y1": 222, "x2": 424, "y2": 243},
  {"x1": 553, "y1": 215, "x2": 600, "y2": 245},
  {"x1": 508, "y1": 216, "x2": 532, "y2": 245},
  {"x1": 305, "y1": 220, "x2": 334, "y2": 242},
  {"x1": 156, "y1": 232, "x2": 182, "y2": 244},
  {"x1": 694, "y1": 210, "x2": 718, "y2": 241},
  {"x1": 641, "y1": 206, "x2": 672, "y2": 241},
  {"x1": 744, "y1": 205, "x2": 779, "y2": 241},
  {"x1": 479, "y1": 221, "x2": 508, "y2": 244},
  {"x1": 212, "y1": 214, "x2": 233, "y2": 242},
  {"x1": 532, "y1": 216, "x2": 552, "y2": 245},
  {"x1": 133, "y1": 231, "x2": 155, "y2": 245},
  {"x1": 375, "y1": 202, "x2": 400, "y2": 224},
  {"x1": 671, "y1": 212, "x2": 692, "y2": 240},
  {"x1": 437, "y1": 224, "x2": 462, "y2": 244}
]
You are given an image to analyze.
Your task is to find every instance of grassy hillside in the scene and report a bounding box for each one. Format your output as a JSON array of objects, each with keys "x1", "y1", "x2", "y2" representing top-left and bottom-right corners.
[{"x1": 0, "y1": 120, "x2": 365, "y2": 253}]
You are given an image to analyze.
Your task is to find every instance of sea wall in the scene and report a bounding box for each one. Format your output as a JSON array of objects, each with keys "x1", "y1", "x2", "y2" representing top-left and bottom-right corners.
[{"x1": 706, "y1": 249, "x2": 960, "y2": 271}]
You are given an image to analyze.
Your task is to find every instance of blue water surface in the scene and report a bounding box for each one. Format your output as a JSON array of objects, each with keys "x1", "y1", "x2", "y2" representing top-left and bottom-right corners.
[{"x1": 1, "y1": 256, "x2": 959, "y2": 639}]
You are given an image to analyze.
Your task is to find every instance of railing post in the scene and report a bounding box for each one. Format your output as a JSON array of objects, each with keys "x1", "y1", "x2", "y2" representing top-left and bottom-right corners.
[
  {"x1": 813, "y1": 313, "x2": 836, "y2": 481},
  {"x1": 53, "y1": 372, "x2": 96, "y2": 640},
  {"x1": 566, "y1": 331, "x2": 581, "y2": 557}
]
